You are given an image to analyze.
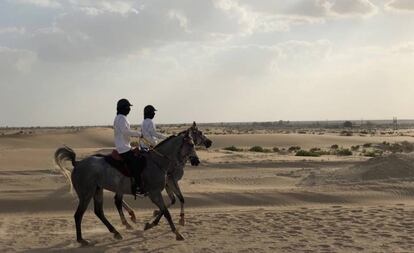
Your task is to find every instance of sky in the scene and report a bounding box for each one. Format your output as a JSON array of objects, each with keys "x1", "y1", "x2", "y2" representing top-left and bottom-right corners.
[{"x1": 1, "y1": 0, "x2": 414, "y2": 127}]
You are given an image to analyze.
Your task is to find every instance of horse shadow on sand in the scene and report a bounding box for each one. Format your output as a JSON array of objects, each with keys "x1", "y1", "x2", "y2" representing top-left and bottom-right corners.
[{"x1": 20, "y1": 230, "x2": 179, "y2": 253}]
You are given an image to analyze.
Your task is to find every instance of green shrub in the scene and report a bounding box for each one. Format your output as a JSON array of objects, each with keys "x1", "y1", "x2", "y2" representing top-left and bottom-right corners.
[
  {"x1": 223, "y1": 146, "x2": 243, "y2": 152},
  {"x1": 295, "y1": 150, "x2": 321, "y2": 157},
  {"x1": 364, "y1": 150, "x2": 383, "y2": 157},
  {"x1": 249, "y1": 146, "x2": 265, "y2": 152},
  {"x1": 335, "y1": 148, "x2": 353, "y2": 156},
  {"x1": 351, "y1": 145, "x2": 360, "y2": 151}
]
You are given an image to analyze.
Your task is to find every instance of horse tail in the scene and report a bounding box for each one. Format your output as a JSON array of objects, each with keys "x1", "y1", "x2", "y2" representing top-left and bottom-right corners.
[{"x1": 54, "y1": 145, "x2": 77, "y2": 191}]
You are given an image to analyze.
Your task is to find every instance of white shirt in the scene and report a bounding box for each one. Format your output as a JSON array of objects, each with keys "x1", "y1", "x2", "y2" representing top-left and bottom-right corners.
[
  {"x1": 113, "y1": 114, "x2": 141, "y2": 154},
  {"x1": 140, "y1": 118, "x2": 166, "y2": 149}
]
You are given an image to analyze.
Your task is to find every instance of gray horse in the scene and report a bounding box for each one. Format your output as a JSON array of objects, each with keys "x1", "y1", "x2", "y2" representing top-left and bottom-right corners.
[
  {"x1": 118, "y1": 122, "x2": 212, "y2": 229},
  {"x1": 54, "y1": 130, "x2": 199, "y2": 245}
]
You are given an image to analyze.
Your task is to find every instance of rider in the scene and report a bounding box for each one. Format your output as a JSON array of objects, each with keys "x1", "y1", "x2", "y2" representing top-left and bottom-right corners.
[
  {"x1": 113, "y1": 98, "x2": 145, "y2": 196},
  {"x1": 140, "y1": 105, "x2": 166, "y2": 150}
]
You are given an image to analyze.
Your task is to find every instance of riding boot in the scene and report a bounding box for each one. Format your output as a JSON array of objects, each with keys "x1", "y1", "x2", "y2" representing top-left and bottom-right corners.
[
  {"x1": 130, "y1": 178, "x2": 137, "y2": 199},
  {"x1": 135, "y1": 174, "x2": 145, "y2": 195}
]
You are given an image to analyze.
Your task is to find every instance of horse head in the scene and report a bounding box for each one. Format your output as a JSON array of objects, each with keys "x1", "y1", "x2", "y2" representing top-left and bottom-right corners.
[
  {"x1": 189, "y1": 121, "x2": 212, "y2": 148},
  {"x1": 181, "y1": 129, "x2": 200, "y2": 166}
]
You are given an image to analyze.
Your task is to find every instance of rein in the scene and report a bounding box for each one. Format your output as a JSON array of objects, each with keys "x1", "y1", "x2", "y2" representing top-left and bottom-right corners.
[{"x1": 140, "y1": 136, "x2": 184, "y2": 174}]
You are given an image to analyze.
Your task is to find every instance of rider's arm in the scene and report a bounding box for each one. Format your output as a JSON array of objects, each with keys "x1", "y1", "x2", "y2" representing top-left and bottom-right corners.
[
  {"x1": 120, "y1": 117, "x2": 141, "y2": 137},
  {"x1": 150, "y1": 122, "x2": 166, "y2": 140}
]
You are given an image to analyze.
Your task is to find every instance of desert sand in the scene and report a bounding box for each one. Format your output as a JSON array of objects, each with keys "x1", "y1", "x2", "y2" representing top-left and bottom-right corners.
[{"x1": 1, "y1": 127, "x2": 414, "y2": 252}]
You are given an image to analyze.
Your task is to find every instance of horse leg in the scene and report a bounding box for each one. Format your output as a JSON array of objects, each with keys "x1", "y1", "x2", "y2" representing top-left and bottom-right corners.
[
  {"x1": 74, "y1": 195, "x2": 93, "y2": 246},
  {"x1": 170, "y1": 179, "x2": 186, "y2": 226},
  {"x1": 114, "y1": 194, "x2": 133, "y2": 230},
  {"x1": 122, "y1": 200, "x2": 137, "y2": 223},
  {"x1": 146, "y1": 191, "x2": 184, "y2": 241},
  {"x1": 93, "y1": 187, "x2": 122, "y2": 240},
  {"x1": 153, "y1": 183, "x2": 176, "y2": 217}
]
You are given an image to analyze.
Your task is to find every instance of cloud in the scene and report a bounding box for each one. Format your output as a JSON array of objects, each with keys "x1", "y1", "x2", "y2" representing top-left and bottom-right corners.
[
  {"x1": 237, "y1": 0, "x2": 377, "y2": 18},
  {"x1": 385, "y1": 0, "x2": 414, "y2": 12},
  {"x1": 392, "y1": 42, "x2": 414, "y2": 55},
  {"x1": 10, "y1": 0, "x2": 61, "y2": 8},
  {"x1": 0, "y1": 27, "x2": 26, "y2": 35},
  {"x1": 0, "y1": 47, "x2": 37, "y2": 76},
  {"x1": 326, "y1": 0, "x2": 378, "y2": 17}
]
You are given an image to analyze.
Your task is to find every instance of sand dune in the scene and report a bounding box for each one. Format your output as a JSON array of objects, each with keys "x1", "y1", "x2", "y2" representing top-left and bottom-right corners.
[{"x1": 2, "y1": 127, "x2": 414, "y2": 252}]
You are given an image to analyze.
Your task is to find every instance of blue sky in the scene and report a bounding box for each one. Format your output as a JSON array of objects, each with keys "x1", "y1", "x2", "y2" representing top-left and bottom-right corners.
[{"x1": 1, "y1": 0, "x2": 414, "y2": 126}]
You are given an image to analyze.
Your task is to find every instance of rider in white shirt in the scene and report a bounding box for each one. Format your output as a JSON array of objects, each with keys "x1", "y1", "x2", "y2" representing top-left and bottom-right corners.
[
  {"x1": 140, "y1": 105, "x2": 166, "y2": 150},
  {"x1": 113, "y1": 98, "x2": 144, "y2": 196}
]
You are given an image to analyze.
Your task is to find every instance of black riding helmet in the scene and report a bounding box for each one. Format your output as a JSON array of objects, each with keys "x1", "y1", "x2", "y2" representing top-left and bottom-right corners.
[
  {"x1": 117, "y1": 98, "x2": 133, "y2": 110},
  {"x1": 117, "y1": 98, "x2": 132, "y2": 116},
  {"x1": 144, "y1": 105, "x2": 157, "y2": 119}
]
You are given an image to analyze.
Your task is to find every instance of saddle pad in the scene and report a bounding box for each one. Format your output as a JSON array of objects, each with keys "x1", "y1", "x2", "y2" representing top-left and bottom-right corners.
[{"x1": 104, "y1": 155, "x2": 132, "y2": 177}]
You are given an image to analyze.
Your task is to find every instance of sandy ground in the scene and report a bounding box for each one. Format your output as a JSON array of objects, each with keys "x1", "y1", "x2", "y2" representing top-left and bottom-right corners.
[{"x1": 1, "y1": 127, "x2": 414, "y2": 252}]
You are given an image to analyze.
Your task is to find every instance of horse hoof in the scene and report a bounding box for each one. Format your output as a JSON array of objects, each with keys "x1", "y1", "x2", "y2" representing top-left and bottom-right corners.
[
  {"x1": 175, "y1": 232, "x2": 185, "y2": 241},
  {"x1": 179, "y1": 218, "x2": 185, "y2": 226},
  {"x1": 144, "y1": 223, "x2": 152, "y2": 231},
  {"x1": 130, "y1": 216, "x2": 137, "y2": 223},
  {"x1": 129, "y1": 213, "x2": 137, "y2": 223},
  {"x1": 153, "y1": 210, "x2": 160, "y2": 217},
  {"x1": 114, "y1": 232, "x2": 123, "y2": 240},
  {"x1": 77, "y1": 239, "x2": 90, "y2": 246}
]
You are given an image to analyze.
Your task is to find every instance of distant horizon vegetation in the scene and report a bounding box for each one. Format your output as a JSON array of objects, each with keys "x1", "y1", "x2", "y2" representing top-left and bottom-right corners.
[{"x1": 2, "y1": 119, "x2": 414, "y2": 130}]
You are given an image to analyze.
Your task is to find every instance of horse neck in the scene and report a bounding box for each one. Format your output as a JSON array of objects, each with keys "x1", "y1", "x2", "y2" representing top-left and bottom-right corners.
[{"x1": 154, "y1": 136, "x2": 182, "y2": 164}]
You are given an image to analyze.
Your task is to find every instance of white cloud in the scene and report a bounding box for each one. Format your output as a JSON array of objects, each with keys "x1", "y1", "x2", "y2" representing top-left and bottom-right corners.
[
  {"x1": 385, "y1": 0, "x2": 414, "y2": 12},
  {"x1": 392, "y1": 42, "x2": 414, "y2": 55},
  {"x1": 0, "y1": 47, "x2": 37, "y2": 75},
  {"x1": 326, "y1": 0, "x2": 378, "y2": 17},
  {"x1": 11, "y1": 0, "x2": 61, "y2": 8}
]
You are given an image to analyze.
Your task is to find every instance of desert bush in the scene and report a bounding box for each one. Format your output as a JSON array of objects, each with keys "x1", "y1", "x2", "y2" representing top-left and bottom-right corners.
[
  {"x1": 340, "y1": 130, "x2": 353, "y2": 136},
  {"x1": 401, "y1": 141, "x2": 414, "y2": 153},
  {"x1": 310, "y1": 147, "x2": 321, "y2": 152},
  {"x1": 364, "y1": 150, "x2": 383, "y2": 157},
  {"x1": 223, "y1": 146, "x2": 243, "y2": 152},
  {"x1": 331, "y1": 144, "x2": 339, "y2": 150},
  {"x1": 351, "y1": 145, "x2": 360, "y2": 151},
  {"x1": 386, "y1": 141, "x2": 414, "y2": 153},
  {"x1": 363, "y1": 143, "x2": 372, "y2": 148},
  {"x1": 288, "y1": 146, "x2": 301, "y2": 152},
  {"x1": 249, "y1": 146, "x2": 265, "y2": 152},
  {"x1": 335, "y1": 148, "x2": 353, "y2": 156},
  {"x1": 298, "y1": 131, "x2": 307, "y2": 134},
  {"x1": 295, "y1": 150, "x2": 321, "y2": 157},
  {"x1": 273, "y1": 147, "x2": 280, "y2": 152}
]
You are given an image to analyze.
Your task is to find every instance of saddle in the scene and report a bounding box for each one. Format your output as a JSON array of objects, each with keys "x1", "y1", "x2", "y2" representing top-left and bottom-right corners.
[{"x1": 95, "y1": 148, "x2": 146, "y2": 178}]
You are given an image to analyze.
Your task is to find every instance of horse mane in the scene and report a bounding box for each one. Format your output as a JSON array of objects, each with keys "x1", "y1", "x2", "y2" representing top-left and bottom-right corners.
[
  {"x1": 155, "y1": 135, "x2": 178, "y2": 149},
  {"x1": 155, "y1": 130, "x2": 188, "y2": 149}
]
